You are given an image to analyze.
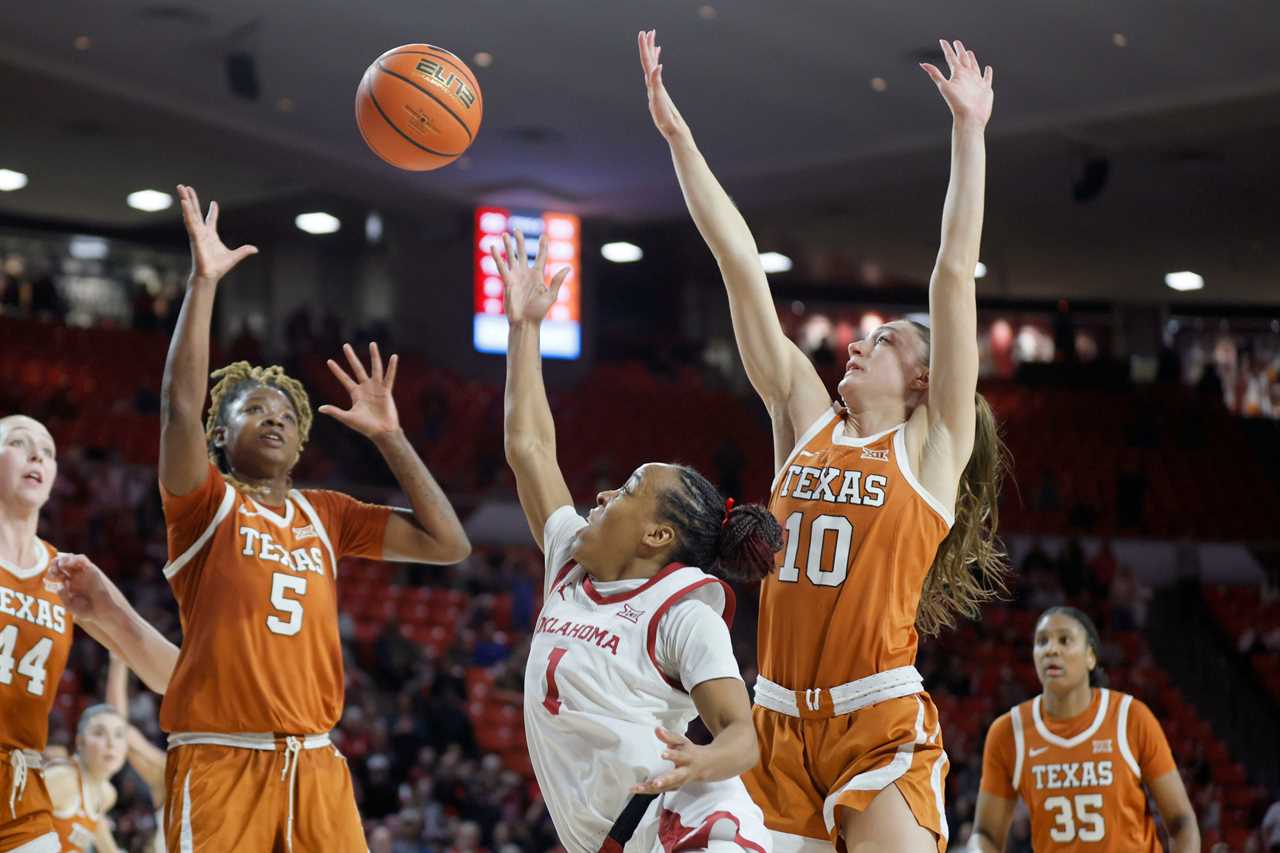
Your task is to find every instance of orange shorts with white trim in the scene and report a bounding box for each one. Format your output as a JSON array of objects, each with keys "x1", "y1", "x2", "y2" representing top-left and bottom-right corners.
[
  {"x1": 742, "y1": 693, "x2": 949, "y2": 853},
  {"x1": 0, "y1": 749, "x2": 59, "y2": 853},
  {"x1": 164, "y1": 739, "x2": 365, "y2": 852}
]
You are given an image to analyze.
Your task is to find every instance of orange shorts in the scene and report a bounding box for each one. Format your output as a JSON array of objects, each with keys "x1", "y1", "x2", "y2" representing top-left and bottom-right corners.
[
  {"x1": 0, "y1": 752, "x2": 60, "y2": 853},
  {"x1": 742, "y1": 693, "x2": 949, "y2": 853},
  {"x1": 164, "y1": 739, "x2": 365, "y2": 852}
]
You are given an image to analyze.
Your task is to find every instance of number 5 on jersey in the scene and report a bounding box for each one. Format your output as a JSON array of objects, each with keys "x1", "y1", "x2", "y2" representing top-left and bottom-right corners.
[
  {"x1": 267, "y1": 572, "x2": 307, "y2": 636},
  {"x1": 778, "y1": 511, "x2": 854, "y2": 587}
]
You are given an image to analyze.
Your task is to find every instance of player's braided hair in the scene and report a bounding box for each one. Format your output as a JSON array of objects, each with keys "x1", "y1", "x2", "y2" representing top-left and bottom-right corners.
[
  {"x1": 655, "y1": 465, "x2": 783, "y2": 582},
  {"x1": 908, "y1": 320, "x2": 1013, "y2": 636},
  {"x1": 205, "y1": 362, "x2": 313, "y2": 495},
  {"x1": 1040, "y1": 606, "x2": 1109, "y2": 687}
]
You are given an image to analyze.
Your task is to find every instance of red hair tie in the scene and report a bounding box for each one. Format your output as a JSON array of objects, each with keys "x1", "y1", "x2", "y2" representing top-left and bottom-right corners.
[{"x1": 721, "y1": 497, "x2": 735, "y2": 527}]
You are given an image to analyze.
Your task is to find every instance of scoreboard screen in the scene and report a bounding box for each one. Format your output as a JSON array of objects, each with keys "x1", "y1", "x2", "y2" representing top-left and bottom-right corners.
[{"x1": 473, "y1": 206, "x2": 581, "y2": 359}]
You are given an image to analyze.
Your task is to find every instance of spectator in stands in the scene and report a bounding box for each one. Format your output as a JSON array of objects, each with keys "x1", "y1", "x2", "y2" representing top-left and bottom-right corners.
[{"x1": 1261, "y1": 792, "x2": 1280, "y2": 852}]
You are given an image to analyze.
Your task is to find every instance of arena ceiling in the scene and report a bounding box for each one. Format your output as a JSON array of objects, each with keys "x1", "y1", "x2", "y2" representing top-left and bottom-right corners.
[{"x1": 0, "y1": 0, "x2": 1278, "y2": 305}]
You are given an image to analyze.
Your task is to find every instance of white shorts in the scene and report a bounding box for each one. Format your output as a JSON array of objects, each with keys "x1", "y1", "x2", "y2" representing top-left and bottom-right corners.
[{"x1": 625, "y1": 778, "x2": 772, "y2": 853}]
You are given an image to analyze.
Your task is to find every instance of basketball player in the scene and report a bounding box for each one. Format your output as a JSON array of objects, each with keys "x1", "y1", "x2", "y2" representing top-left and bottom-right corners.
[
  {"x1": 1, "y1": 415, "x2": 178, "y2": 853},
  {"x1": 969, "y1": 607, "x2": 1199, "y2": 851},
  {"x1": 44, "y1": 705, "x2": 128, "y2": 853},
  {"x1": 105, "y1": 656, "x2": 165, "y2": 852},
  {"x1": 140, "y1": 184, "x2": 470, "y2": 852},
  {"x1": 496, "y1": 229, "x2": 778, "y2": 853},
  {"x1": 641, "y1": 31, "x2": 1008, "y2": 852}
]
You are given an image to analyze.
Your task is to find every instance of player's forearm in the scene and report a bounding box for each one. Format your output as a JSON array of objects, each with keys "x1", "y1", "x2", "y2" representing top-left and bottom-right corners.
[
  {"x1": 372, "y1": 429, "x2": 470, "y2": 563},
  {"x1": 698, "y1": 718, "x2": 759, "y2": 781},
  {"x1": 504, "y1": 322, "x2": 558, "y2": 460},
  {"x1": 105, "y1": 655, "x2": 128, "y2": 715},
  {"x1": 85, "y1": 601, "x2": 179, "y2": 695},
  {"x1": 965, "y1": 830, "x2": 1001, "y2": 853},
  {"x1": 667, "y1": 134, "x2": 761, "y2": 270},
  {"x1": 161, "y1": 278, "x2": 216, "y2": 426},
  {"x1": 932, "y1": 120, "x2": 986, "y2": 285}
]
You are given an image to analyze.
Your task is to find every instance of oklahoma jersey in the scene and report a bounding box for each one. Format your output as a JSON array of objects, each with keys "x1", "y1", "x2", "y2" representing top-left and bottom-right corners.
[
  {"x1": 158, "y1": 463, "x2": 389, "y2": 735},
  {"x1": 759, "y1": 408, "x2": 952, "y2": 690},
  {"x1": 528, "y1": 508, "x2": 769, "y2": 853},
  {"x1": 980, "y1": 688, "x2": 1177, "y2": 851},
  {"x1": 0, "y1": 539, "x2": 72, "y2": 752}
]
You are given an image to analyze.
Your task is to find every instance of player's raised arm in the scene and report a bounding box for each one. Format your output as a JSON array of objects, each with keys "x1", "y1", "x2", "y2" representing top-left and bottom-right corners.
[
  {"x1": 318, "y1": 343, "x2": 471, "y2": 564},
  {"x1": 498, "y1": 231, "x2": 574, "y2": 550},
  {"x1": 639, "y1": 30, "x2": 828, "y2": 444},
  {"x1": 160, "y1": 185, "x2": 258, "y2": 496},
  {"x1": 918, "y1": 41, "x2": 992, "y2": 477}
]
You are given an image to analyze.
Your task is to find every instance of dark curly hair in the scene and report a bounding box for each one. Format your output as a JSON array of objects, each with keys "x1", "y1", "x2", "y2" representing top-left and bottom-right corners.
[{"x1": 655, "y1": 465, "x2": 783, "y2": 582}]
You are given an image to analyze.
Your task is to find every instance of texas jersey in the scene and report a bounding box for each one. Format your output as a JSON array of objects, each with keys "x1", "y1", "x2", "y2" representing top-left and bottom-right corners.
[
  {"x1": 49, "y1": 761, "x2": 101, "y2": 851},
  {"x1": 526, "y1": 509, "x2": 743, "y2": 853},
  {"x1": 759, "y1": 408, "x2": 952, "y2": 689},
  {"x1": 980, "y1": 688, "x2": 1177, "y2": 851},
  {"x1": 158, "y1": 463, "x2": 390, "y2": 735},
  {"x1": 0, "y1": 539, "x2": 72, "y2": 752}
]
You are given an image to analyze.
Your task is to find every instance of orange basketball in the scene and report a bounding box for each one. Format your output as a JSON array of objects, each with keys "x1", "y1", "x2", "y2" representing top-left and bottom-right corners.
[{"x1": 355, "y1": 44, "x2": 483, "y2": 171}]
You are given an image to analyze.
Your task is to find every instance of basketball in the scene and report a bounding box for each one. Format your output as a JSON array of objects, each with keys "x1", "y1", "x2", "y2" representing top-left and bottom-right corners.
[{"x1": 355, "y1": 44, "x2": 483, "y2": 171}]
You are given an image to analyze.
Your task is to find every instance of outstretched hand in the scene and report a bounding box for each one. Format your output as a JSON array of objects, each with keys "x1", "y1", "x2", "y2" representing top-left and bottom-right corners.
[
  {"x1": 639, "y1": 30, "x2": 689, "y2": 141},
  {"x1": 177, "y1": 184, "x2": 258, "y2": 283},
  {"x1": 492, "y1": 231, "x2": 571, "y2": 327},
  {"x1": 920, "y1": 39, "x2": 994, "y2": 128},
  {"x1": 46, "y1": 553, "x2": 119, "y2": 626},
  {"x1": 318, "y1": 342, "x2": 401, "y2": 438}
]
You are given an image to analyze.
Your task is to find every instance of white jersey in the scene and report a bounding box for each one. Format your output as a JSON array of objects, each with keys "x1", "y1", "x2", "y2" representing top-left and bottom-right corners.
[{"x1": 527, "y1": 508, "x2": 770, "y2": 853}]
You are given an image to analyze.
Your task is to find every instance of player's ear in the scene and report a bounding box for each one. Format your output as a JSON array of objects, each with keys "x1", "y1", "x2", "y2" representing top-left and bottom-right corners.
[
  {"x1": 642, "y1": 522, "x2": 676, "y2": 553},
  {"x1": 211, "y1": 425, "x2": 227, "y2": 448}
]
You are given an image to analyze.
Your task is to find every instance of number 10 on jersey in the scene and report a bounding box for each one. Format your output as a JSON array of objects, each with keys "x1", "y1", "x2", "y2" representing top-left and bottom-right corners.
[{"x1": 777, "y1": 511, "x2": 854, "y2": 587}]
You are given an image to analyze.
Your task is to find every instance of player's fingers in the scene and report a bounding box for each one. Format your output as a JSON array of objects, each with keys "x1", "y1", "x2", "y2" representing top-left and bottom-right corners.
[
  {"x1": 548, "y1": 267, "x2": 571, "y2": 304},
  {"x1": 490, "y1": 244, "x2": 509, "y2": 280},
  {"x1": 919, "y1": 63, "x2": 945, "y2": 84},
  {"x1": 533, "y1": 233, "x2": 549, "y2": 273},
  {"x1": 939, "y1": 39, "x2": 957, "y2": 74},
  {"x1": 369, "y1": 342, "x2": 384, "y2": 383},
  {"x1": 385, "y1": 354, "x2": 399, "y2": 392},
  {"x1": 985, "y1": 65, "x2": 994, "y2": 85},
  {"x1": 230, "y1": 245, "x2": 259, "y2": 264},
  {"x1": 316, "y1": 405, "x2": 352, "y2": 426},
  {"x1": 206, "y1": 200, "x2": 219, "y2": 229},
  {"x1": 343, "y1": 342, "x2": 371, "y2": 383},
  {"x1": 514, "y1": 229, "x2": 528, "y2": 267},
  {"x1": 326, "y1": 358, "x2": 358, "y2": 393},
  {"x1": 654, "y1": 727, "x2": 687, "y2": 747}
]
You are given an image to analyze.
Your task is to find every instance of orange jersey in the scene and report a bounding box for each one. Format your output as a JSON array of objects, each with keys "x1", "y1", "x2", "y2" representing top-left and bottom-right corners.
[
  {"x1": 158, "y1": 463, "x2": 390, "y2": 735},
  {"x1": 49, "y1": 762, "x2": 102, "y2": 851},
  {"x1": 980, "y1": 688, "x2": 1177, "y2": 852},
  {"x1": 758, "y1": 408, "x2": 952, "y2": 688},
  {"x1": 0, "y1": 539, "x2": 73, "y2": 752}
]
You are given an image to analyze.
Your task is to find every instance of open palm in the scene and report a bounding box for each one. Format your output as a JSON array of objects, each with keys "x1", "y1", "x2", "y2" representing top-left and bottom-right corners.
[
  {"x1": 177, "y1": 184, "x2": 258, "y2": 282},
  {"x1": 921, "y1": 40, "x2": 994, "y2": 127},
  {"x1": 493, "y1": 231, "x2": 570, "y2": 326},
  {"x1": 318, "y1": 343, "x2": 401, "y2": 438},
  {"x1": 639, "y1": 29, "x2": 689, "y2": 140}
]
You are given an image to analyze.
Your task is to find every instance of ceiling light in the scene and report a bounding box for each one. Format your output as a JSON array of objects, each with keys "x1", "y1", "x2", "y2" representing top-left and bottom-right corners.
[
  {"x1": 870, "y1": 77, "x2": 888, "y2": 92},
  {"x1": 1112, "y1": 33, "x2": 1128, "y2": 47},
  {"x1": 698, "y1": 5, "x2": 718, "y2": 19},
  {"x1": 0, "y1": 169, "x2": 28, "y2": 192},
  {"x1": 974, "y1": 261, "x2": 987, "y2": 278},
  {"x1": 295, "y1": 212, "x2": 340, "y2": 235},
  {"x1": 759, "y1": 252, "x2": 792, "y2": 274},
  {"x1": 69, "y1": 236, "x2": 109, "y2": 260},
  {"x1": 473, "y1": 52, "x2": 493, "y2": 68},
  {"x1": 1164, "y1": 271, "x2": 1203, "y2": 292},
  {"x1": 601, "y1": 241, "x2": 643, "y2": 263},
  {"x1": 127, "y1": 189, "x2": 172, "y2": 212},
  {"x1": 365, "y1": 212, "x2": 383, "y2": 244},
  {"x1": 74, "y1": 35, "x2": 91, "y2": 51}
]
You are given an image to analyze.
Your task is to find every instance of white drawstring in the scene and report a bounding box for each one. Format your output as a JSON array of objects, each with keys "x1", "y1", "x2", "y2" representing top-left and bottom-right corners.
[
  {"x1": 280, "y1": 736, "x2": 303, "y2": 853},
  {"x1": 9, "y1": 750, "x2": 28, "y2": 818}
]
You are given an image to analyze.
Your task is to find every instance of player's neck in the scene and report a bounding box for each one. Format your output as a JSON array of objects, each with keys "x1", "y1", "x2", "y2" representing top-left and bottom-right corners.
[
  {"x1": 840, "y1": 402, "x2": 907, "y2": 439},
  {"x1": 228, "y1": 470, "x2": 291, "y2": 506},
  {"x1": 1042, "y1": 683, "x2": 1094, "y2": 721},
  {"x1": 589, "y1": 554, "x2": 668, "y2": 583},
  {"x1": 0, "y1": 509, "x2": 40, "y2": 566}
]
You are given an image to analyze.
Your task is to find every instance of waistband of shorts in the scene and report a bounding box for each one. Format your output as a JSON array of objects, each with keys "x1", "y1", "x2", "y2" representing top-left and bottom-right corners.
[
  {"x1": 753, "y1": 667, "x2": 923, "y2": 719},
  {"x1": 0, "y1": 747, "x2": 43, "y2": 769},
  {"x1": 166, "y1": 732, "x2": 332, "y2": 752}
]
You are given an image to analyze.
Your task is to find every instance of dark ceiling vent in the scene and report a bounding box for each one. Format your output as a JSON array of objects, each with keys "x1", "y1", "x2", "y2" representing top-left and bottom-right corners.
[
  {"x1": 59, "y1": 118, "x2": 110, "y2": 137},
  {"x1": 500, "y1": 126, "x2": 566, "y2": 146},
  {"x1": 138, "y1": 4, "x2": 212, "y2": 26}
]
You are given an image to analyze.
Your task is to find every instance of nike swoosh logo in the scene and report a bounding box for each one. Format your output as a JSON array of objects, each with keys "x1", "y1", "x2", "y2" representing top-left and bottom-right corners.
[
  {"x1": 1029, "y1": 747, "x2": 1049, "y2": 757},
  {"x1": 798, "y1": 451, "x2": 817, "y2": 457}
]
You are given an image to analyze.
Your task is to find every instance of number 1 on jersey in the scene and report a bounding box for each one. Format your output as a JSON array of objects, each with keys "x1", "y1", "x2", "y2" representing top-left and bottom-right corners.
[
  {"x1": 778, "y1": 511, "x2": 854, "y2": 587},
  {"x1": 542, "y1": 646, "x2": 568, "y2": 715}
]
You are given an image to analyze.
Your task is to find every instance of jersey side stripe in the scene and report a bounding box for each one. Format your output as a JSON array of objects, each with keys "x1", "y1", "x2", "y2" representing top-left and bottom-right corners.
[
  {"x1": 163, "y1": 485, "x2": 235, "y2": 580},
  {"x1": 290, "y1": 492, "x2": 337, "y2": 577},
  {"x1": 1115, "y1": 693, "x2": 1141, "y2": 778},
  {"x1": 821, "y1": 696, "x2": 926, "y2": 831},
  {"x1": 1010, "y1": 706, "x2": 1025, "y2": 790}
]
